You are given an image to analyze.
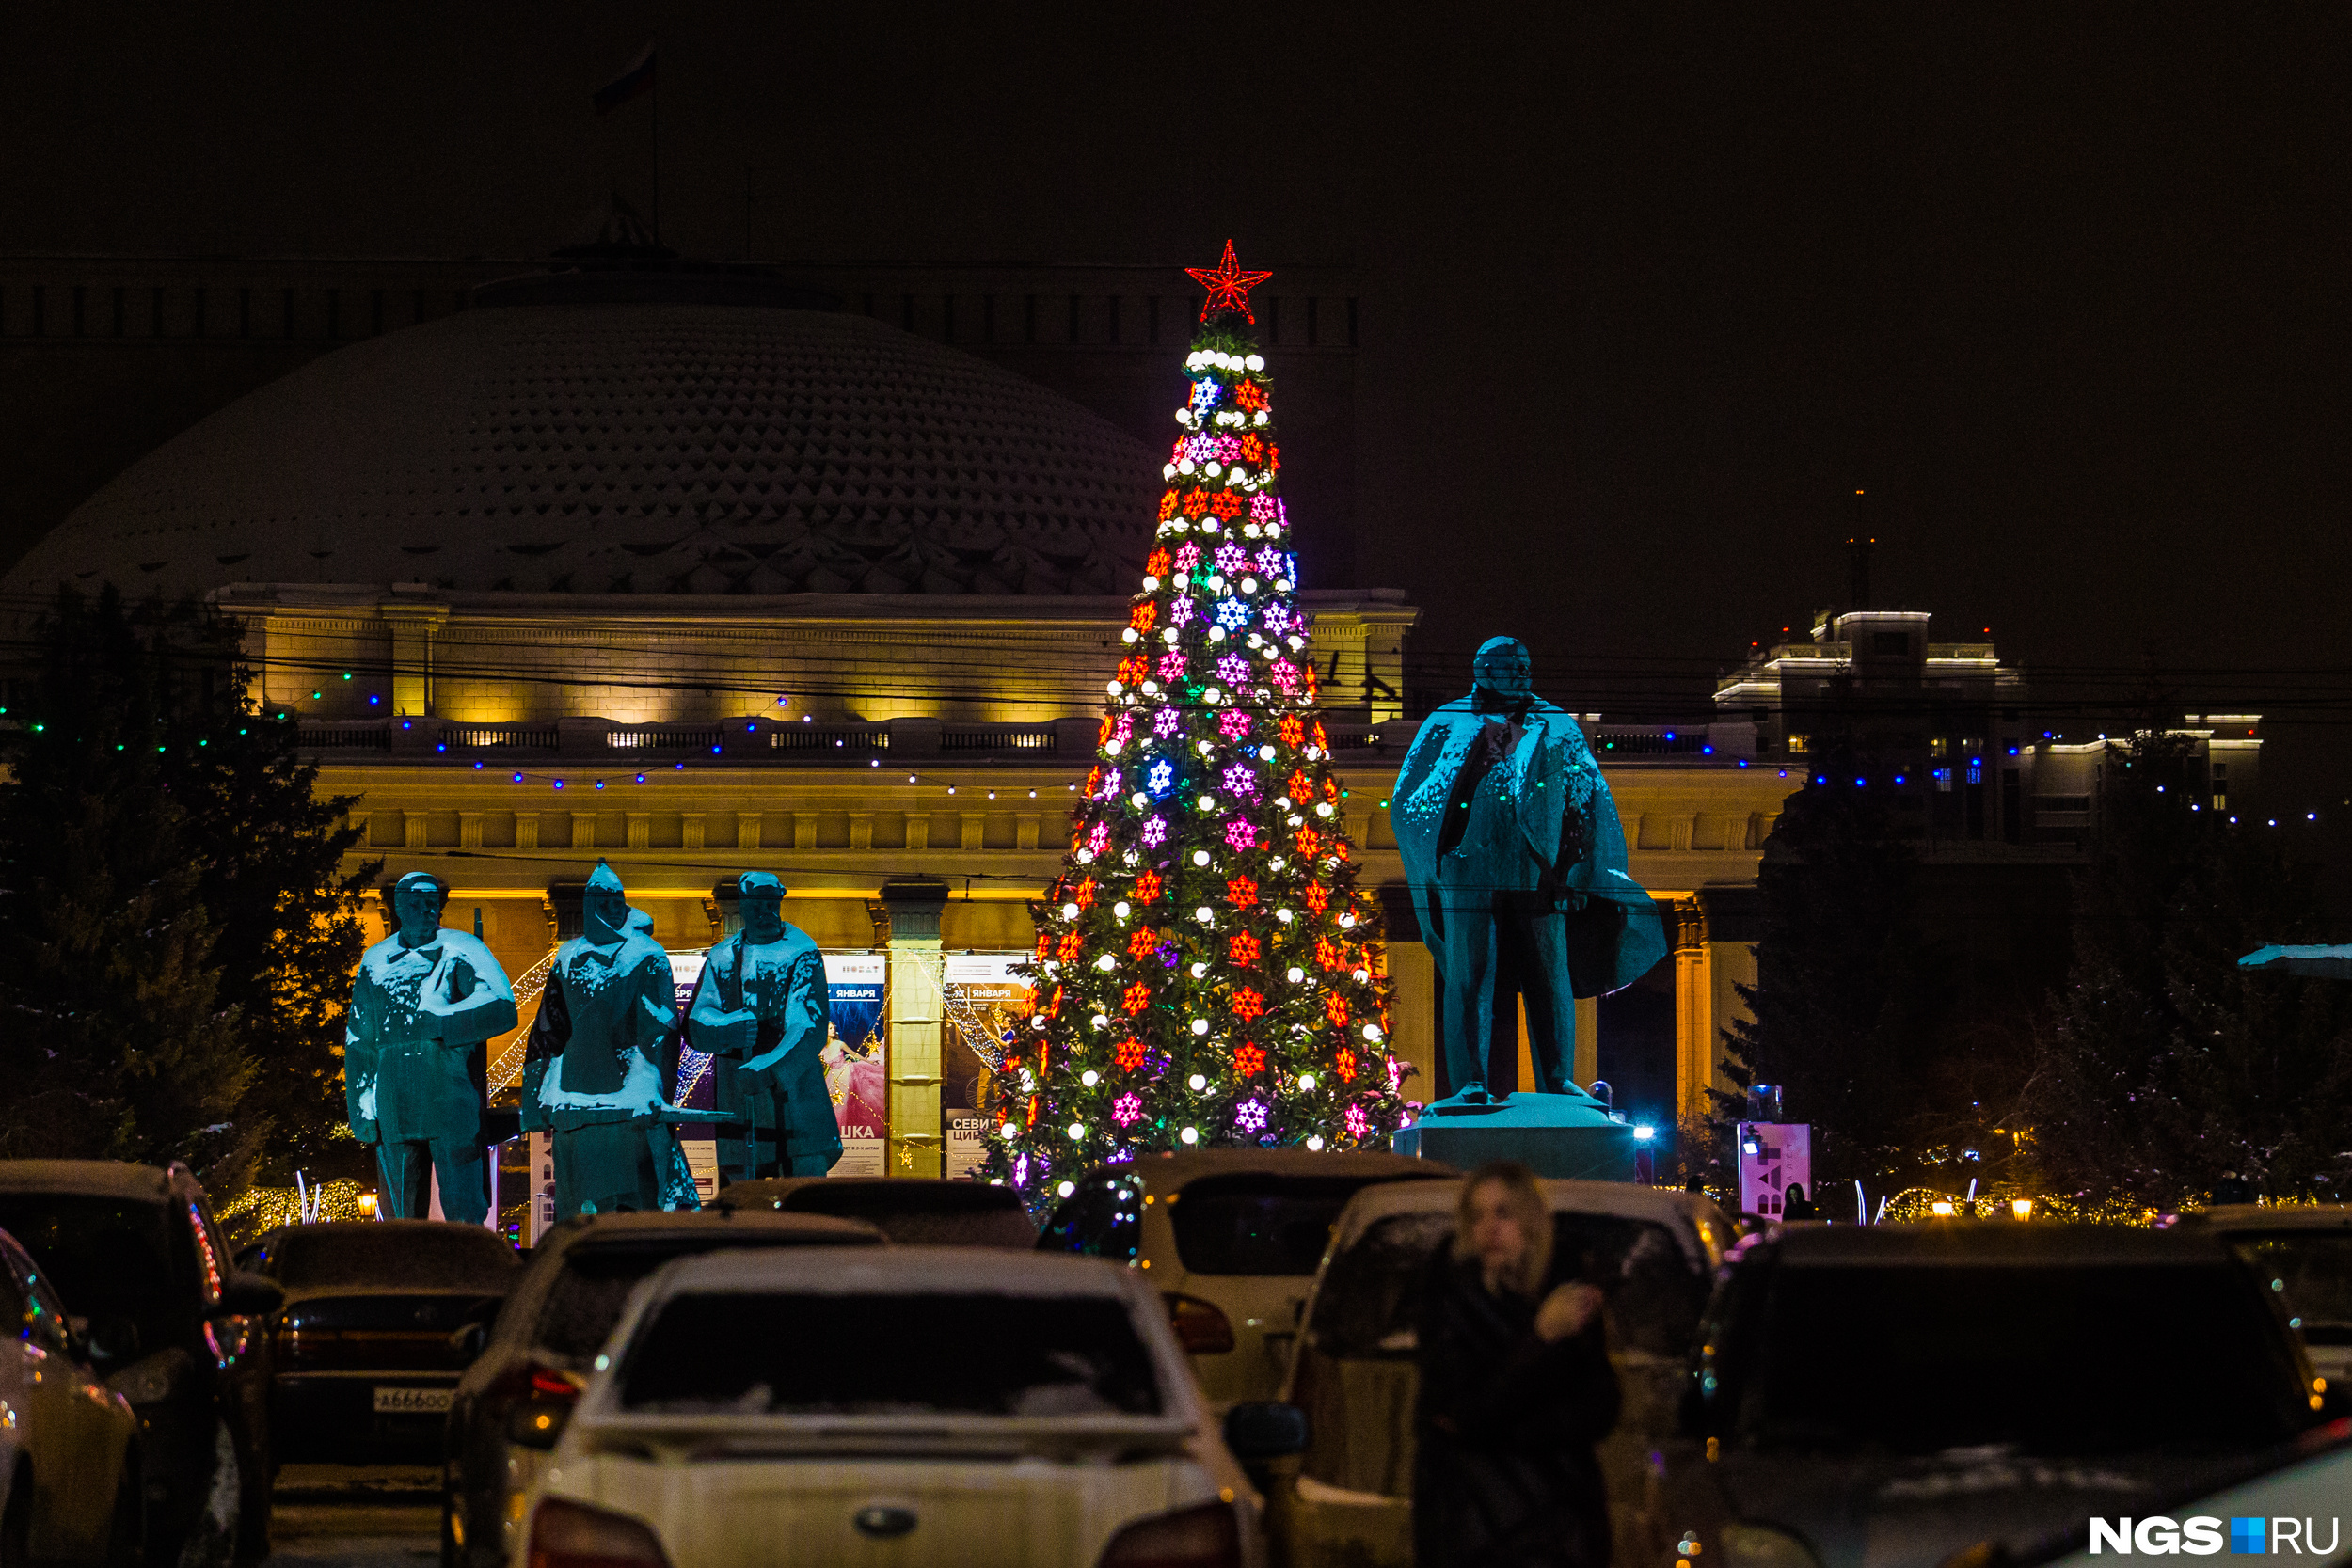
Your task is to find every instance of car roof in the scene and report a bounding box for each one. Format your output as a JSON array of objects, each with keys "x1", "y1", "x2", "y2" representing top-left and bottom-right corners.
[
  {"x1": 1114, "y1": 1148, "x2": 1452, "y2": 1190},
  {"x1": 648, "y1": 1244, "x2": 1139, "y2": 1297},
  {"x1": 719, "y1": 1177, "x2": 1025, "y2": 1212},
  {"x1": 1770, "y1": 1222, "x2": 2238, "y2": 1266},
  {"x1": 541, "y1": 1208, "x2": 883, "y2": 1252},
  {"x1": 2174, "y1": 1204, "x2": 2352, "y2": 1234},
  {"x1": 1329, "y1": 1175, "x2": 1732, "y2": 1269},
  {"x1": 0, "y1": 1159, "x2": 183, "y2": 1205}
]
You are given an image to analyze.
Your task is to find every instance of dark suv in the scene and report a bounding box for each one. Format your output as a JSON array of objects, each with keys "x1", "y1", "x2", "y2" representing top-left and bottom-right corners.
[
  {"x1": 0, "y1": 1161, "x2": 282, "y2": 1568},
  {"x1": 1665, "y1": 1224, "x2": 2334, "y2": 1568},
  {"x1": 440, "y1": 1208, "x2": 882, "y2": 1568}
]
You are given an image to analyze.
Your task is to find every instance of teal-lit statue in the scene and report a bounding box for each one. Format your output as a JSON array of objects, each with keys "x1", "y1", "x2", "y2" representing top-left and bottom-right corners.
[
  {"x1": 1393, "y1": 637, "x2": 1667, "y2": 1102},
  {"x1": 685, "y1": 872, "x2": 841, "y2": 1179},
  {"x1": 519, "y1": 861, "x2": 699, "y2": 1216},
  {"x1": 344, "y1": 871, "x2": 518, "y2": 1222}
]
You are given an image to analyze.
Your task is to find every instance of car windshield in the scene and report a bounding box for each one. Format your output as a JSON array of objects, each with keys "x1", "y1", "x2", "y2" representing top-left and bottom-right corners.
[
  {"x1": 1733, "y1": 1263, "x2": 2307, "y2": 1455},
  {"x1": 0, "y1": 1194, "x2": 186, "y2": 1351},
  {"x1": 2229, "y1": 1234, "x2": 2352, "y2": 1345},
  {"x1": 1173, "y1": 1174, "x2": 1433, "y2": 1276},
  {"x1": 1308, "y1": 1210, "x2": 1703, "y2": 1357},
  {"x1": 619, "y1": 1291, "x2": 1161, "y2": 1417},
  {"x1": 269, "y1": 1227, "x2": 519, "y2": 1291},
  {"x1": 536, "y1": 1235, "x2": 856, "y2": 1361}
]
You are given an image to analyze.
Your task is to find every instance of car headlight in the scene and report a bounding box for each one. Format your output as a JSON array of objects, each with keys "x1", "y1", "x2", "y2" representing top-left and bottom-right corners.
[{"x1": 1721, "y1": 1523, "x2": 1826, "y2": 1568}]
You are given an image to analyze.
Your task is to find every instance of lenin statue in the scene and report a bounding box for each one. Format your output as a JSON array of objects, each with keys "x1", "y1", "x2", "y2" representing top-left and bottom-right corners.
[
  {"x1": 684, "y1": 872, "x2": 842, "y2": 1180},
  {"x1": 344, "y1": 871, "x2": 518, "y2": 1222},
  {"x1": 519, "y1": 861, "x2": 699, "y2": 1217},
  {"x1": 1393, "y1": 637, "x2": 1667, "y2": 1102}
]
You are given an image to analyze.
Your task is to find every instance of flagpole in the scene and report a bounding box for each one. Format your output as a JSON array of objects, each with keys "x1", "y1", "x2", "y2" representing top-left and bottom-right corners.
[{"x1": 651, "y1": 69, "x2": 661, "y2": 245}]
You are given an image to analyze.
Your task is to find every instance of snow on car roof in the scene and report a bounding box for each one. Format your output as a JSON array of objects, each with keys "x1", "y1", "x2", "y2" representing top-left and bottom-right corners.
[{"x1": 1326, "y1": 1175, "x2": 1731, "y2": 1270}]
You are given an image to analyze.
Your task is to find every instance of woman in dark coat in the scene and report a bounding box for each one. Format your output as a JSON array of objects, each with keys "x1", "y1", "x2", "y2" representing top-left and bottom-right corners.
[{"x1": 1414, "y1": 1160, "x2": 1621, "y2": 1568}]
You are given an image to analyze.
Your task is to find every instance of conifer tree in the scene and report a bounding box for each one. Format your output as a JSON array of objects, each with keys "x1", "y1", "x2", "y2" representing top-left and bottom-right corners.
[{"x1": 984, "y1": 244, "x2": 1407, "y2": 1199}]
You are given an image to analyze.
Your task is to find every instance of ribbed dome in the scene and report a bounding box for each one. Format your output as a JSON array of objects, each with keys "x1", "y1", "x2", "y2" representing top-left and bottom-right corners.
[{"x1": 8, "y1": 302, "x2": 1162, "y2": 600}]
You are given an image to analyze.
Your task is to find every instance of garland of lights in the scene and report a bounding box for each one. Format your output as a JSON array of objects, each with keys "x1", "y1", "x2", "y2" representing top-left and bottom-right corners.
[{"x1": 983, "y1": 244, "x2": 1408, "y2": 1201}]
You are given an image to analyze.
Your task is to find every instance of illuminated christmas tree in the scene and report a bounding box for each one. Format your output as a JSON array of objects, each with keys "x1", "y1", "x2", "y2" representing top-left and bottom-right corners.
[{"x1": 985, "y1": 242, "x2": 1408, "y2": 1200}]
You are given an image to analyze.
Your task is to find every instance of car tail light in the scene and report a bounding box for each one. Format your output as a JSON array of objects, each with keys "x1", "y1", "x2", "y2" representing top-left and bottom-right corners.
[
  {"x1": 1163, "y1": 1293, "x2": 1235, "y2": 1354},
  {"x1": 1097, "y1": 1501, "x2": 1242, "y2": 1568},
  {"x1": 527, "y1": 1498, "x2": 671, "y2": 1568},
  {"x1": 530, "y1": 1367, "x2": 587, "y2": 1401}
]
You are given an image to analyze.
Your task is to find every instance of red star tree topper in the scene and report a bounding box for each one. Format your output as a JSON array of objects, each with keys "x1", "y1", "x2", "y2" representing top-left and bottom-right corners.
[
  {"x1": 984, "y1": 247, "x2": 1407, "y2": 1202},
  {"x1": 1185, "y1": 239, "x2": 1274, "y2": 324}
]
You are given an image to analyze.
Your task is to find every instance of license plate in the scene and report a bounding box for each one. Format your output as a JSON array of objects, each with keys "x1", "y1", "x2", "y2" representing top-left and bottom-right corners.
[{"x1": 373, "y1": 1386, "x2": 453, "y2": 1415}]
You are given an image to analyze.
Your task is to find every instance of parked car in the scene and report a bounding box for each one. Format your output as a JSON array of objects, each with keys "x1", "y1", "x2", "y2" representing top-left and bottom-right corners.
[
  {"x1": 1669, "y1": 1224, "x2": 2334, "y2": 1568},
  {"x1": 442, "y1": 1208, "x2": 882, "y2": 1568},
  {"x1": 234, "y1": 1220, "x2": 520, "y2": 1463},
  {"x1": 0, "y1": 1224, "x2": 144, "y2": 1568},
  {"x1": 1037, "y1": 1149, "x2": 1453, "y2": 1407},
  {"x1": 509, "y1": 1246, "x2": 1300, "y2": 1568},
  {"x1": 0, "y1": 1160, "x2": 281, "y2": 1568},
  {"x1": 1265, "y1": 1177, "x2": 1730, "y2": 1568},
  {"x1": 1940, "y1": 1428, "x2": 2352, "y2": 1568},
  {"x1": 718, "y1": 1176, "x2": 1038, "y2": 1247},
  {"x1": 2171, "y1": 1203, "x2": 2352, "y2": 1388}
]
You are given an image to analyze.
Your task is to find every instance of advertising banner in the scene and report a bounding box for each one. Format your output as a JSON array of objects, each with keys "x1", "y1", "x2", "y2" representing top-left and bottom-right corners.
[
  {"x1": 825, "y1": 954, "x2": 889, "y2": 1177},
  {"x1": 941, "y1": 953, "x2": 1033, "y2": 1180},
  {"x1": 1737, "y1": 1122, "x2": 1813, "y2": 1220}
]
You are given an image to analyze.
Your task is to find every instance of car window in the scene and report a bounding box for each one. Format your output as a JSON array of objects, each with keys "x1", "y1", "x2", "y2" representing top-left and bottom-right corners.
[
  {"x1": 777, "y1": 1185, "x2": 1037, "y2": 1248},
  {"x1": 271, "y1": 1227, "x2": 520, "y2": 1291},
  {"x1": 0, "y1": 1195, "x2": 189, "y2": 1353},
  {"x1": 1037, "y1": 1175, "x2": 1141, "y2": 1263},
  {"x1": 1170, "y1": 1175, "x2": 1431, "y2": 1276},
  {"x1": 1724, "y1": 1262, "x2": 2309, "y2": 1456},
  {"x1": 2229, "y1": 1234, "x2": 2352, "y2": 1346},
  {"x1": 1307, "y1": 1210, "x2": 1705, "y2": 1358},
  {"x1": 619, "y1": 1291, "x2": 1162, "y2": 1417},
  {"x1": 533, "y1": 1236, "x2": 853, "y2": 1361}
]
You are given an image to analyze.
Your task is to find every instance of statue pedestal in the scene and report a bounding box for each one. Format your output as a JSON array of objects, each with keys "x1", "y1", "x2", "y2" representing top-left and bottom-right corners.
[{"x1": 1391, "y1": 1092, "x2": 1638, "y2": 1181}]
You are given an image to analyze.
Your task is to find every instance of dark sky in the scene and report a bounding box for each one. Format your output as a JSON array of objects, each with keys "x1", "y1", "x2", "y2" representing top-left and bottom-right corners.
[{"x1": 10, "y1": 2, "x2": 2350, "y2": 846}]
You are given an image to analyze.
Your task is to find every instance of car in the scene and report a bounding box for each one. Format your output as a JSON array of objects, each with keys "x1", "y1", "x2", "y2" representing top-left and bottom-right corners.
[
  {"x1": 1666, "y1": 1224, "x2": 2335, "y2": 1568},
  {"x1": 1264, "y1": 1176, "x2": 1730, "y2": 1568},
  {"x1": 2169, "y1": 1203, "x2": 2352, "y2": 1389},
  {"x1": 1937, "y1": 1428, "x2": 2352, "y2": 1568},
  {"x1": 0, "y1": 1160, "x2": 282, "y2": 1568},
  {"x1": 0, "y1": 1224, "x2": 144, "y2": 1568},
  {"x1": 507, "y1": 1246, "x2": 1300, "y2": 1568},
  {"x1": 1036, "y1": 1148, "x2": 1454, "y2": 1407},
  {"x1": 441, "y1": 1208, "x2": 882, "y2": 1568},
  {"x1": 235, "y1": 1220, "x2": 521, "y2": 1463},
  {"x1": 715, "y1": 1176, "x2": 1039, "y2": 1247}
]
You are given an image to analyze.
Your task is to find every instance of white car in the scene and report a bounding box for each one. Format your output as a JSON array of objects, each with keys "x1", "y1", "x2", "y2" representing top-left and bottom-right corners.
[
  {"x1": 1036, "y1": 1148, "x2": 1452, "y2": 1408},
  {"x1": 511, "y1": 1246, "x2": 1295, "y2": 1568}
]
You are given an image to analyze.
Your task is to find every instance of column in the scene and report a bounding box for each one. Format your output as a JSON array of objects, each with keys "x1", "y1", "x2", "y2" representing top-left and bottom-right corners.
[
  {"x1": 379, "y1": 601, "x2": 448, "y2": 718},
  {"x1": 459, "y1": 812, "x2": 484, "y2": 849},
  {"x1": 1671, "y1": 895, "x2": 1713, "y2": 1121},
  {"x1": 1573, "y1": 996, "x2": 1598, "y2": 1090},
  {"x1": 569, "y1": 813, "x2": 596, "y2": 850},
  {"x1": 1016, "y1": 815, "x2": 1041, "y2": 851},
  {"x1": 1700, "y1": 884, "x2": 1765, "y2": 1118},
  {"x1": 959, "y1": 813, "x2": 985, "y2": 850},
  {"x1": 682, "y1": 814, "x2": 706, "y2": 850},
  {"x1": 515, "y1": 813, "x2": 540, "y2": 850},
  {"x1": 880, "y1": 877, "x2": 949, "y2": 1179},
  {"x1": 404, "y1": 813, "x2": 428, "y2": 849},
  {"x1": 625, "y1": 813, "x2": 650, "y2": 849}
]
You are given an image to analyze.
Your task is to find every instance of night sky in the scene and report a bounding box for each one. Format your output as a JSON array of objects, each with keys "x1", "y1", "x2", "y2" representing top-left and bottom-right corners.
[{"x1": 9, "y1": 2, "x2": 2348, "y2": 887}]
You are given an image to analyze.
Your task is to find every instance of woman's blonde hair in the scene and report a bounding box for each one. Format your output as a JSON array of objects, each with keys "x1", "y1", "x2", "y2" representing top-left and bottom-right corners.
[{"x1": 1452, "y1": 1160, "x2": 1553, "y2": 1295}]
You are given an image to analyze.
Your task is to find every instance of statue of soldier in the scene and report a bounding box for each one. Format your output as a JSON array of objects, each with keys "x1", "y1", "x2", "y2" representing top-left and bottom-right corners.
[
  {"x1": 1392, "y1": 637, "x2": 1667, "y2": 1103},
  {"x1": 519, "y1": 861, "x2": 698, "y2": 1217},
  {"x1": 685, "y1": 872, "x2": 841, "y2": 1180},
  {"x1": 344, "y1": 871, "x2": 518, "y2": 1222}
]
